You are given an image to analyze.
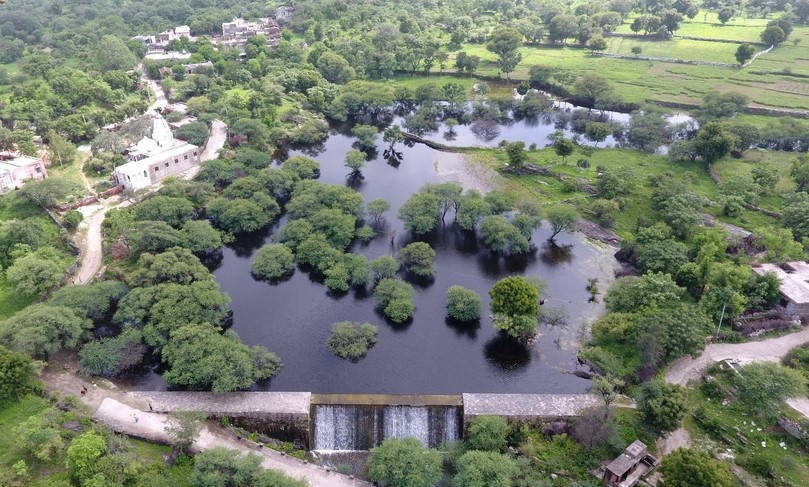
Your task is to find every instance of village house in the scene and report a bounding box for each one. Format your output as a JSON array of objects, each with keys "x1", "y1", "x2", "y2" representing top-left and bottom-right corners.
[
  {"x1": 217, "y1": 17, "x2": 282, "y2": 48},
  {"x1": 133, "y1": 25, "x2": 193, "y2": 54},
  {"x1": 602, "y1": 440, "x2": 659, "y2": 487},
  {"x1": 113, "y1": 115, "x2": 200, "y2": 191},
  {"x1": 753, "y1": 262, "x2": 809, "y2": 316},
  {"x1": 0, "y1": 152, "x2": 47, "y2": 194}
]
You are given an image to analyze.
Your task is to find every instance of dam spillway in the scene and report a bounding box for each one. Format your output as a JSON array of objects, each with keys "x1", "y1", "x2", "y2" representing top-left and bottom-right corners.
[{"x1": 310, "y1": 394, "x2": 462, "y2": 451}]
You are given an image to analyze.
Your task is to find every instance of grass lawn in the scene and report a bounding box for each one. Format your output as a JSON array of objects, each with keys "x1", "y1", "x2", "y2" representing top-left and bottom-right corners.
[
  {"x1": 685, "y1": 364, "x2": 809, "y2": 485},
  {"x1": 605, "y1": 37, "x2": 740, "y2": 63}
]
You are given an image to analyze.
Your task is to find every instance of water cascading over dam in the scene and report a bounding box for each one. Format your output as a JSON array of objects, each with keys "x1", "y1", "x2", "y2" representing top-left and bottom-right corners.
[{"x1": 311, "y1": 395, "x2": 463, "y2": 451}]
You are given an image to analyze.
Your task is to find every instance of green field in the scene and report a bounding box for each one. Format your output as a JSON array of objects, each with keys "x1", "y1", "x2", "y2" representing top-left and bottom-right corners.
[{"x1": 447, "y1": 15, "x2": 809, "y2": 111}]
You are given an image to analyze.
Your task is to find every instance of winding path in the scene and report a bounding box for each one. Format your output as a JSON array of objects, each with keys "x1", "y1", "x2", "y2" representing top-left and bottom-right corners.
[{"x1": 656, "y1": 326, "x2": 809, "y2": 456}]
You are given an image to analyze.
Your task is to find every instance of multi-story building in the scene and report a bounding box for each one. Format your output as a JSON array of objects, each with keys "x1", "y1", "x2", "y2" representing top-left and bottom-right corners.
[{"x1": 219, "y1": 17, "x2": 281, "y2": 48}]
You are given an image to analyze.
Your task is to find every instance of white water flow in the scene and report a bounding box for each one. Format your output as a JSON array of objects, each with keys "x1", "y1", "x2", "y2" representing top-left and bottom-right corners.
[{"x1": 313, "y1": 404, "x2": 460, "y2": 451}]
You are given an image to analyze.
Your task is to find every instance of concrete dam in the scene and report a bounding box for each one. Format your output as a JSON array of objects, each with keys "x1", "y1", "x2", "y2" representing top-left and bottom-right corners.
[{"x1": 131, "y1": 392, "x2": 600, "y2": 451}]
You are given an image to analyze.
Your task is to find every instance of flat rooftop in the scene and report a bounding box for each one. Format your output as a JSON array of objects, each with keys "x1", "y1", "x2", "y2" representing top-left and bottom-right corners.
[
  {"x1": 753, "y1": 262, "x2": 809, "y2": 304},
  {"x1": 0, "y1": 155, "x2": 40, "y2": 169},
  {"x1": 115, "y1": 142, "x2": 197, "y2": 175}
]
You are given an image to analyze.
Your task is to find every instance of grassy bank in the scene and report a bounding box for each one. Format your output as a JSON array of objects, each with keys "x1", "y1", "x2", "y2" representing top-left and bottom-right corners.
[{"x1": 463, "y1": 146, "x2": 787, "y2": 239}]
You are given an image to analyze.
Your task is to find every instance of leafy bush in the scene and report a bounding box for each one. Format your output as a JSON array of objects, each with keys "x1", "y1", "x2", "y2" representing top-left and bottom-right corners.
[
  {"x1": 326, "y1": 321, "x2": 378, "y2": 361},
  {"x1": 251, "y1": 244, "x2": 295, "y2": 281},
  {"x1": 374, "y1": 278, "x2": 416, "y2": 323},
  {"x1": 62, "y1": 210, "x2": 83, "y2": 230},
  {"x1": 446, "y1": 285, "x2": 482, "y2": 322}
]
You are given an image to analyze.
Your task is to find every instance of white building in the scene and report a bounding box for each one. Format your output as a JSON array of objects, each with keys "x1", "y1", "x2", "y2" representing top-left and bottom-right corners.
[{"x1": 113, "y1": 115, "x2": 200, "y2": 191}]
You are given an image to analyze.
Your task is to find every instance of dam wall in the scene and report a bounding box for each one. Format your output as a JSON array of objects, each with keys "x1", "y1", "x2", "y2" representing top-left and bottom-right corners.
[{"x1": 128, "y1": 391, "x2": 600, "y2": 451}]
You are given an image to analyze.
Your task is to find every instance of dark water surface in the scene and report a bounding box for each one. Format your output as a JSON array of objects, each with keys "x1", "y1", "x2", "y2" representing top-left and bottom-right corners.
[
  {"x1": 218, "y1": 130, "x2": 616, "y2": 394},
  {"x1": 132, "y1": 127, "x2": 618, "y2": 393}
]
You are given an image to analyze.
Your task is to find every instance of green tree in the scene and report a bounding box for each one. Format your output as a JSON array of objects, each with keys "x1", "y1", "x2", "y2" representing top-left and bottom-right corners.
[
  {"x1": 190, "y1": 447, "x2": 262, "y2": 487},
  {"x1": 486, "y1": 28, "x2": 524, "y2": 79},
  {"x1": 0, "y1": 345, "x2": 39, "y2": 402},
  {"x1": 605, "y1": 273, "x2": 684, "y2": 313},
  {"x1": 374, "y1": 278, "x2": 416, "y2": 323},
  {"x1": 181, "y1": 220, "x2": 223, "y2": 256},
  {"x1": 316, "y1": 51, "x2": 355, "y2": 84},
  {"x1": 66, "y1": 431, "x2": 108, "y2": 481},
  {"x1": 637, "y1": 381, "x2": 688, "y2": 436},
  {"x1": 585, "y1": 122, "x2": 611, "y2": 146},
  {"x1": 15, "y1": 408, "x2": 65, "y2": 461},
  {"x1": 635, "y1": 305, "x2": 709, "y2": 362},
  {"x1": 489, "y1": 276, "x2": 539, "y2": 339},
  {"x1": 399, "y1": 192, "x2": 440, "y2": 234},
  {"x1": 345, "y1": 149, "x2": 366, "y2": 178},
  {"x1": 352, "y1": 124, "x2": 378, "y2": 153},
  {"x1": 207, "y1": 197, "x2": 280, "y2": 234},
  {"x1": 735, "y1": 43, "x2": 756, "y2": 65},
  {"x1": 455, "y1": 192, "x2": 491, "y2": 231},
  {"x1": 162, "y1": 324, "x2": 281, "y2": 393},
  {"x1": 446, "y1": 285, "x2": 482, "y2": 322},
  {"x1": 367, "y1": 198, "x2": 391, "y2": 222},
  {"x1": 18, "y1": 177, "x2": 77, "y2": 208},
  {"x1": 761, "y1": 24, "x2": 787, "y2": 45},
  {"x1": 553, "y1": 137, "x2": 575, "y2": 163},
  {"x1": 251, "y1": 244, "x2": 295, "y2": 281},
  {"x1": 573, "y1": 74, "x2": 614, "y2": 109},
  {"x1": 505, "y1": 141, "x2": 527, "y2": 169},
  {"x1": 751, "y1": 164, "x2": 779, "y2": 192},
  {"x1": 6, "y1": 249, "x2": 64, "y2": 295},
  {"x1": 367, "y1": 437, "x2": 442, "y2": 487},
  {"x1": 127, "y1": 220, "x2": 185, "y2": 256},
  {"x1": 589, "y1": 37, "x2": 608, "y2": 54},
  {"x1": 480, "y1": 215, "x2": 530, "y2": 254},
  {"x1": 93, "y1": 35, "x2": 137, "y2": 72},
  {"x1": 546, "y1": 205, "x2": 579, "y2": 241},
  {"x1": 466, "y1": 415, "x2": 509, "y2": 452},
  {"x1": 78, "y1": 328, "x2": 145, "y2": 377},
  {"x1": 326, "y1": 321, "x2": 379, "y2": 360},
  {"x1": 175, "y1": 122, "x2": 209, "y2": 146},
  {"x1": 453, "y1": 450, "x2": 518, "y2": 487},
  {"x1": 693, "y1": 122, "x2": 738, "y2": 164},
  {"x1": 398, "y1": 242, "x2": 436, "y2": 276},
  {"x1": 132, "y1": 247, "x2": 211, "y2": 286},
  {"x1": 165, "y1": 411, "x2": 205, "y2": 455},
  {"x1": 0, "y1": 304, "x2": 89, "y2": 358},
  {"x1": 134, "y1": 196, "x2": 196, "y2": 228},
  {"x1": 47, "y1": 132, "x2": 77, "y2": 167},
  {"x1": 659, "y1": 448, "x2": 732, "y2": 487},
  {"x1": 49, "y1": 281, "x2": 128, "y2": 326},
  {"x1": 755, "y1": 227, "x2": 805, "y2": 263},
  {"x1": 734, "y1": 362, "x2": 806, "y2": 416},
  {"x1": 425, "y1": 182, "x2": 463, "y2": 222},
  {"x1": 371, "y1": 255, "x2": 400, "y2": 280},
  {"x1": 282, "y1": 155, "x2": 320, "y2": 179},
  {"x1": 783, "y1": 193, "x2": 809, "y2": 239},
  {"x1": 791, "y1": 155, "x2": 809, "y2": 192}
]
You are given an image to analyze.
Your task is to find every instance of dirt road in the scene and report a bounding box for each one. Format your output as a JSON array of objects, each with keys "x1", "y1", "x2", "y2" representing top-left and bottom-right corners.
[
  {"x1": 656, "y1": 326, "x2": 809, "y2": 456},
  {"x1": 665, "y1": 327, "x2": 809, "y2": 386}
]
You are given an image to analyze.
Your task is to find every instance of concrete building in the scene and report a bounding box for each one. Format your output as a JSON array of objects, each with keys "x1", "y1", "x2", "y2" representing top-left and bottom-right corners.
[
  {"x1": 133, "y1": 25, "x2": 193, "y2": 53},
  {"x1": 113, "y1": 116, "x2": 200, "y2": 191},
  {"x1": 602, "y1": 440, "x2": 658, "y2": 487},
  {"x1": 753, "y1": 262, "x2": 809, "y2": 316},
  {"x1": 0, "y1": 152, "x2": 47, "y2": 194},
  {"x1": 218, "y1": 17, "x2": 281, "y2": 48}
]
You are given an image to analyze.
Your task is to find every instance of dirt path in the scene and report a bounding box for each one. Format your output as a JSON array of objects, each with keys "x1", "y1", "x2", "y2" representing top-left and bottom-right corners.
[
  {"x1": 41, "y1": 368, "x2": 368, "y2": 487},
  {"x1": 656, "y1": 326, "x2": 809, "y2": 456},
  {"x1": 665, "y1": 327, "x2": 809, "y2": 386}
]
